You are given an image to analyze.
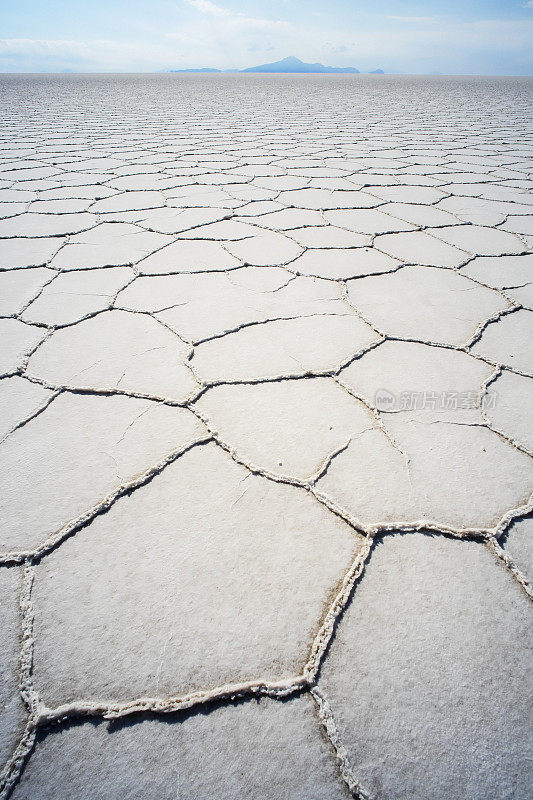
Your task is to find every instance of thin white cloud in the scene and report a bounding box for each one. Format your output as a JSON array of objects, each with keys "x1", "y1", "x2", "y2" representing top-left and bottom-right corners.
[
  {"x1": 0, "y1": 39, "x2": 91, "y2": 56},
  {"x1": 0, "y1": 38, "x2": 181, "y2": 71},
  {"x1": 182, "y1": 0, "x2": 287, "y2": 31},
  {"x1": 183, "y1": 0, "x2": 229, "y2": 17},
  {"x1": 387, "y1": 16, "x2": 438, "y2": 22},
  {"x1": 232, "y1": 17, "x2": 288, "y2": 30}
]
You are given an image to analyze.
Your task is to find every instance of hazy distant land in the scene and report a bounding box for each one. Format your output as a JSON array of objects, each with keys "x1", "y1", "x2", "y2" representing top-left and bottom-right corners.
[{"x1": 170, "y1": 55, "x2": 384, "y2": 74}]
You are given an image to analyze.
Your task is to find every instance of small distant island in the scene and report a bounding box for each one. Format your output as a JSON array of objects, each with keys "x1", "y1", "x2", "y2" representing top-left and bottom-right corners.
[
  {"x1": 171, "y1": 67, "x2": 221, "y2": 73},
  {"x1": 170, "y1": 56, "x2": 384, "y2": 74}
]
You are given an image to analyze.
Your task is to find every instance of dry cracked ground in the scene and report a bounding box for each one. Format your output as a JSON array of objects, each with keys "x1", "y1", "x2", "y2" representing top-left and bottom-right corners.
[{"x1": 0, "y1": 73, "x2": 532, "y2": 800}]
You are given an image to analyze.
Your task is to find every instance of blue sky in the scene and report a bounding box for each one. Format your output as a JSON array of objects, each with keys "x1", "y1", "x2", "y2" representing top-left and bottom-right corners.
[{"x1": 1, "y1": 0, "x2": 532, "y2": 74}]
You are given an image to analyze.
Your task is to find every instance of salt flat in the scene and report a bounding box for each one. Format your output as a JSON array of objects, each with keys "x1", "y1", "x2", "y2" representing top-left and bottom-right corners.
[{"x1": 0, "y1": 73, "x2": 532, "y2": 800}]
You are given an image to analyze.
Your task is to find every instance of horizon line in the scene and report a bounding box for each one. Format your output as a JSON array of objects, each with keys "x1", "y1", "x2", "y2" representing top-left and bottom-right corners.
[{"x1": 1, "y1": 71, "x2": 532, "y2": 77}]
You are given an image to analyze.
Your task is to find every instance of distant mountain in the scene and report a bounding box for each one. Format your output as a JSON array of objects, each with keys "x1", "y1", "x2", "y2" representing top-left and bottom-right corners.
[
  {"x1": 170, "y1": 68, "x2": 221, "y2": 73},
  {"x1": 241, "y1": 56, "x2": 360, "y2": 74},
  {"x1": 168, "y1": 57, "x2": 388, "y2": 75}
]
